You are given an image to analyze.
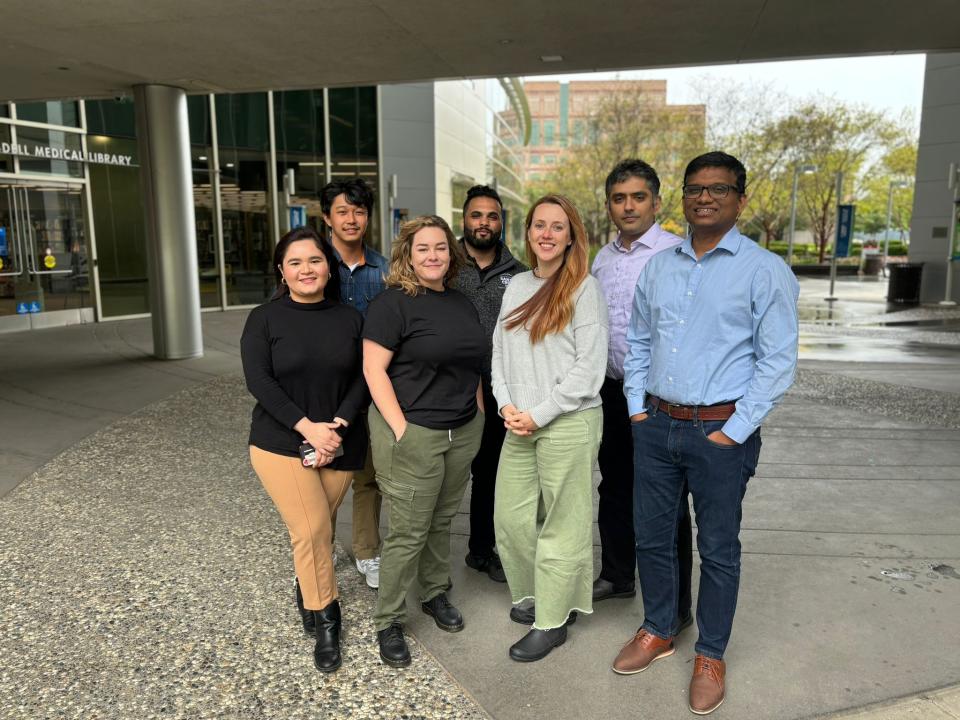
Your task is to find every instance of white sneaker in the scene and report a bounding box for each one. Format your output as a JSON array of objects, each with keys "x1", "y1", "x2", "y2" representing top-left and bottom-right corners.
[{"x1": 356, "y1": 556, "x2": 381, "y2": 589}]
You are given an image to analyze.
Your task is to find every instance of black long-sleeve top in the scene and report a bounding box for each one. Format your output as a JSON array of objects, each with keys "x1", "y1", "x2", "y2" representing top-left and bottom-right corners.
[{"x1": 240, "y1": 295, "x2": 369, "y2": 470}]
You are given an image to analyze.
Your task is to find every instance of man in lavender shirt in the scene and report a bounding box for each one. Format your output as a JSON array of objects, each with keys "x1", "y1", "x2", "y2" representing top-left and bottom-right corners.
[{"x1": 590, "y1": 159, "x2": 692, "y2": 623}]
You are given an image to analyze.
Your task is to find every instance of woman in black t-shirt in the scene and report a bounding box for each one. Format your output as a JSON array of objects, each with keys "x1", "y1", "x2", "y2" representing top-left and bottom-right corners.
[
  {"x1": 240, "y1": 227, "x2": 367, "y2": 674},
  {"x1": 363, "y1": 216, "x2": 485, "y2": 668}
]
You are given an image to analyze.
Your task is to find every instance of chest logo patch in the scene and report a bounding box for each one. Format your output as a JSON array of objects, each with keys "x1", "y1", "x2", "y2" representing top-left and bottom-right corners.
[{"x1": 500, "y1": 274, "x2": 513, "y2": 286}]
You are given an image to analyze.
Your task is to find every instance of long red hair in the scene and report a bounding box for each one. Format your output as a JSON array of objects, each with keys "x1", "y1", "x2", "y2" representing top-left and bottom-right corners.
[{"x1": 504, "y1": 194, "x2": 589, "y2": 343}]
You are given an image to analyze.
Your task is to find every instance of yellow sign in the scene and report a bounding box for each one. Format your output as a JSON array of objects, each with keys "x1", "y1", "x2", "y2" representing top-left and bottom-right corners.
[
  {"x1": 0, "y1": 258, "x2": 4, "y2": 271},
  {"x1": 43, "y1": 254, "x2": 56, "y2": 269}
]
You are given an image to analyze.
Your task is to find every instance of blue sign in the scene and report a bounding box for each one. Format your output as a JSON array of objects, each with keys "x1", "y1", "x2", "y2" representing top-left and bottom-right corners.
[
  {"x1": 288, "y1": 205, "x2": 307, "y2": 229},
  {"x1": 835, "y1": 204, "x2": 855, "y2": 258},
  {"x1": 0, "y1": 227, "x2": 7, "y2": 256},
  {"x1": 29, "y1": 301, "x2": 41, "y2": 313},
  {"x1": 16, "y1": 302, "x2": 29, "y2": 314}
]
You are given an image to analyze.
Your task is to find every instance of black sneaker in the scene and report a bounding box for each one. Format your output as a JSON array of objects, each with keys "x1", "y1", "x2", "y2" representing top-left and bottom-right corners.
[
  {"x1": 465, "y1": 552, "x2": 507, "y2": 583},
  {"x1": 420, "y1": 592, "x2": 464, "y2": 632},
  {"x1": 377, "y1": 623, "x2": 411, "y2": 667}
]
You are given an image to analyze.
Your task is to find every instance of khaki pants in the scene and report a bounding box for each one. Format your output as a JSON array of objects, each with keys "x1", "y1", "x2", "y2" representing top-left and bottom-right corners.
[
  {"x1": 368, "y1": 406, "x2": 483, "y2": 631},
  {"x1": 250, "y1": 446, "x2": 352, "y2": 610},
  {"x1": 494, "y1": 407, "x2": 602, "y2": 629},
  {"x1": 351, "y1": 440, "x2": 382, "y2": 560},
  {"x1": 330, "y1": 417, "x2": 382, "y2": 560}
]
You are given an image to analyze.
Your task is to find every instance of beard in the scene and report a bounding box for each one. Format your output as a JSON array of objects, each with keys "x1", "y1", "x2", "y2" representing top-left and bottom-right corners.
[{"x1": 464, "y1": 227, "x2": 500, "y2": 251}]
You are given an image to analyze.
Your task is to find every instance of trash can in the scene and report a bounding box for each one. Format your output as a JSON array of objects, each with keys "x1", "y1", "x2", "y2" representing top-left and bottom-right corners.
[
  {"x1": 887, "y1": 262, "x2": 924, "y2": 303},
  {"x1": 860, "y1": 250, "x2": 883, "y2": 276}
]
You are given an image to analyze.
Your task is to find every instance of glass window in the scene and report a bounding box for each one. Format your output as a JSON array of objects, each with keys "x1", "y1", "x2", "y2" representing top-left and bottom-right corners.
[
  {"x1": 530, "y1": 154, "x2": 541, "y2": 164},
  {"x1": 216, "y1": 92, "x2": 274, "y2": 306},
  {"x1": 544, "y1": 121, "x2": 555, "y2": 146},
  {"x1": 88, "y1": 135, "x2": 149, "y2": 317},
  {"x1": 187, "y1": 95, "x2": 220, "y2": 308},
  {"x1": 15, "y1": 125, "x2": 84, "y2": 178},
  {"x1": 15, "y1": 101, "x2": 81, "y2": 127},
  {"x1": 545, "y1": 155, "x2": 556, "y2": 165},
  {"x1": 530, "y1": 120, "x2": 540, "y2": 145},
  {"x1": 274, "y1": 90, "x2": 327, "y2": 233},
  {"x1": 85, "y1": 99, "x2": 137, "y2": 138},
  {"x1": 0, "y1": 104, "x2": 8, "y2": 118},
  {"x1": 327, "y1": 87, "x2": 381, "y2": 250}
]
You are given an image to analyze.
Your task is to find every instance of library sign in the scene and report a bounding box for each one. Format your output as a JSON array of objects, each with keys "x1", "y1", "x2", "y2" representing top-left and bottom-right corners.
[{"x1": 1, "y1": 141, "x2": 135, "y2": 167}]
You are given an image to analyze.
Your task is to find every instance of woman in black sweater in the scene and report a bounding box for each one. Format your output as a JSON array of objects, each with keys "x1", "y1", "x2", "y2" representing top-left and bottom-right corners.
[{"x1": 240, "y1": 226, "x2": 367, "y2": 673}]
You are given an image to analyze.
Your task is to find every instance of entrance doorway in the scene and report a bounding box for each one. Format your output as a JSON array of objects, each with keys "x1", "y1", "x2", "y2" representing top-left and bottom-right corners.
[{"x1": 0, "y1": 181, "x2": 91, "y2": 320}]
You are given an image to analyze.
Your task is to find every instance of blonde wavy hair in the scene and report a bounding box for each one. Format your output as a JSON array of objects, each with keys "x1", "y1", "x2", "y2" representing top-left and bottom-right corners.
[
  {"x1": 504, "y1": 194, "x2": 589, "y2": 342},
  {"x1": 386, "y1": 215, "x2": 466, "y2": 296}
]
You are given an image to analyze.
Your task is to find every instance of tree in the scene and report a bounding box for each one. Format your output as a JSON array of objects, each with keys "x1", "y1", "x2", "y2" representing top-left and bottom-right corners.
[
  {"x1": 854, "y1": 121, "x2": 918, "y2": 241},
  {"x1": 528, "y1": 90, "x2": 706, "y2": 244},
  {"x1": 691, "y1": 78, "x2": 794, "y2": 245},
  {"x1": 777, "y1": 101, "x2": 902, "y2": 262}
]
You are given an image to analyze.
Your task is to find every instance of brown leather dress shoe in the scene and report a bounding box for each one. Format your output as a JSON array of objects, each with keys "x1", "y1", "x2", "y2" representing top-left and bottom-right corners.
[
  {"x1": 611, "y1": 628, "x2": 675, "y2": 675},
  {"x1": 689, "y1": 654, "x2": 726, "y2": 715}
]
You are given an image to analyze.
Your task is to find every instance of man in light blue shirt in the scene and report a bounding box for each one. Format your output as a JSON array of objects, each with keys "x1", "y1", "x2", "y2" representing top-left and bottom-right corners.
[{"x1": 613, "y1": 152, "x2": 799, "y2": 716}]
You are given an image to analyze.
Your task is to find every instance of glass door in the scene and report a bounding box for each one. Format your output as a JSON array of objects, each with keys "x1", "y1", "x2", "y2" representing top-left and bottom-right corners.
[{"x1": 0, "y1": 182, "x2": 90, "y2": 317}]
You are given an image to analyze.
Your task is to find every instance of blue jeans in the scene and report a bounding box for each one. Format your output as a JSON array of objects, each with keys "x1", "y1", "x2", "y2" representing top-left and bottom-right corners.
[{"x1": 632, "y1": 404, "x2": 761, "y2": 659}]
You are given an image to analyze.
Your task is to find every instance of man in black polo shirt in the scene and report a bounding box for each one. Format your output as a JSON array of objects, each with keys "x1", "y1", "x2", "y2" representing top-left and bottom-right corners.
[{"x1": 451, "y1": 185, "x2": 527, "y2": 583}]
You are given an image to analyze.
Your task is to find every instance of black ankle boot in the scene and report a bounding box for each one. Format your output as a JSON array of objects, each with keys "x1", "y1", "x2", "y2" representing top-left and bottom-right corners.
[
  {"x1": 377, "y1": 622, "x2": 411, "y2": 667},
  {"x1": 294, "y1": 578, "x2": 315, "y2": 636},
  {"x1": 313, "y1": 600, "x2": 342, "y2": 672}
]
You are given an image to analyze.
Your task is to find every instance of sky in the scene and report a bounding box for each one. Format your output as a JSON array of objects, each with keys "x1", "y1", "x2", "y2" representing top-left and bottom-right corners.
[{"x1": 529, "y1": 54, "x2": 927, "y2": 118}]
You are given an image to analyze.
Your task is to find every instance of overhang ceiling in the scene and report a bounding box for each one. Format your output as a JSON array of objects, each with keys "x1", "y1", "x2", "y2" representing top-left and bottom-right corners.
[{"x1": 2, "y1": 0, "x2": 958, "y2": 102}]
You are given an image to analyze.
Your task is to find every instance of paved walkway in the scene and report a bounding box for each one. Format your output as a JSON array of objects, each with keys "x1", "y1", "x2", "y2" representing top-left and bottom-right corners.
[{"x1": 1, "y1": 276, "x2": 959, "y2": 719}]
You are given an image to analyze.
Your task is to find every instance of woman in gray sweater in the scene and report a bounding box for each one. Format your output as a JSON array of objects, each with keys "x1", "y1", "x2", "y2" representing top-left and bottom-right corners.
[{"x1": 491, "y1": 194, "x2": 609, "y2": 662}]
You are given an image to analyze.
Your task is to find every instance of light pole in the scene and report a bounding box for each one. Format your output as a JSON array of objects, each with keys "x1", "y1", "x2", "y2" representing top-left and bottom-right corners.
[
  {"x1": 826, "y1": 171, "x2": 844, "y2": 302},
  {"x1": 882, "y1": 179, "x2": 909, "y2": 269},
  {"x1": 786, "y1": 164, "x2": 816, "y2": 267}
]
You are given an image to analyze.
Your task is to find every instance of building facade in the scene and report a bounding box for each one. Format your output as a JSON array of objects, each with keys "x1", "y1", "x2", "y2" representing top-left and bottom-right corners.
[
  {"x1": 520, "y1": 80, "x2": 705, "y2": 181},
  {"x1": 0, "y1": 80, "x2": 527, "y2": 336}
]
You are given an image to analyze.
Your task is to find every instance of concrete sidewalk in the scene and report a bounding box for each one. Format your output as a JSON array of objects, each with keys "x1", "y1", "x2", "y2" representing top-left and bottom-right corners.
[{"x1": 1, "y1": 279, "x2": 959, "y2": 719}]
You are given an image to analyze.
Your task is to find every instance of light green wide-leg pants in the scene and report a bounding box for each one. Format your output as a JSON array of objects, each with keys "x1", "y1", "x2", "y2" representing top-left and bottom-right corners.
[{"x1": 494, "y1": 407, "x2": 602, "y2": 630}]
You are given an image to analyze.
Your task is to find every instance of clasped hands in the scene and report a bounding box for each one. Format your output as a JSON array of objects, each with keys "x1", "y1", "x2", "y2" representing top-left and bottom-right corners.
[
  {"x1": 501, "y1": 404, "x2": 538, "y2": 436},
  {"x1": 296, "y1": 416, "x2": 349, "y2": 467}
]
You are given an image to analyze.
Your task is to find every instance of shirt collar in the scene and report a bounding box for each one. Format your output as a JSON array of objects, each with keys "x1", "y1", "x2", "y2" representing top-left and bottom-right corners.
[
  {"x1": 679, "y1": 226, "x2": 744, "y2": 259},
  {"x1": 333, "y1": 244, "x2": 379, "y2": 268},
  {"x1": 613, "y1": 222, "x2": 663, "y2": 254}
]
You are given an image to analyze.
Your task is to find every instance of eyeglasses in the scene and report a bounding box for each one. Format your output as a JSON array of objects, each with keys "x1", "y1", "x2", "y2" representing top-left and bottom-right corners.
[{"x1": 681, "y1": 183, "x2": 742, "y2": 200}]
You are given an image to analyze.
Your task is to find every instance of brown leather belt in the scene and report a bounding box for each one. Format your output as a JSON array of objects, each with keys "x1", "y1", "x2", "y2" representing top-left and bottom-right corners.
[{"x1": 647, "y1": 394, "x2": 737, "y2": 421}]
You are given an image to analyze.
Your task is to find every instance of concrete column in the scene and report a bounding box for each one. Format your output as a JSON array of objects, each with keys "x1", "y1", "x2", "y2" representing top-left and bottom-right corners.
[
  {"x1": 134, "y1": 84, "x2": 203, "y2": 359},
  {"x1": 909, "y1": 53, "x2": 960, "y2": 303},
  {"x1": 378, "y1": 82, "x2": 437, "y2": 252}
]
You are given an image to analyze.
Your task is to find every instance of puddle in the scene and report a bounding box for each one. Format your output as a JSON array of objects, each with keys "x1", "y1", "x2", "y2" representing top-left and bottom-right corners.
[
  {"x1": 799, "y1": 336, "x2": 960, "y2": 363},
  {"x1": 930, "y1": 563, "x2": 960, "y2": 579},
  {"x1": 880, "y1": 569, "x2": 915, "y2": 581}
]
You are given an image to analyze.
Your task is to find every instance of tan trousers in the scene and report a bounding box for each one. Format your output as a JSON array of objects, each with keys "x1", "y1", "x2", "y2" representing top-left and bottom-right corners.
[
  {"x1": 351, "y1": 442, "x2": 382, "y2": 560},
  {"x1": 250, "y1": 446, "x2": 351, "y2": 610}
]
